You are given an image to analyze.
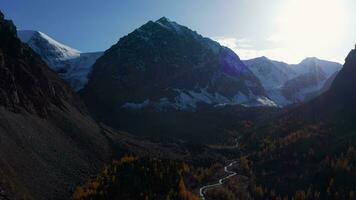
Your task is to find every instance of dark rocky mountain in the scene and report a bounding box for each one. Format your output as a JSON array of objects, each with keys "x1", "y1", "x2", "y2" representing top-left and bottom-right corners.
[
  {"x1": 0, "y1": 11, "x2": 112, "y2": 200},
  {"x1": 80, "y1": 17, "x2": 275, "y2": 135}
]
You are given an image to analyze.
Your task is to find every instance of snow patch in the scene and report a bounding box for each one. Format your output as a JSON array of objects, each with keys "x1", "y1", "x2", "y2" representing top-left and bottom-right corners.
[
  {"x1": 256, "y1": 97, "x2": 278, "y2": 107},
  {"x1": 121, "y1": 88, "x2": 277, "y2": 111},
  {"x1": 18, "y1": 30, "x2": 80, "y2": 62}
]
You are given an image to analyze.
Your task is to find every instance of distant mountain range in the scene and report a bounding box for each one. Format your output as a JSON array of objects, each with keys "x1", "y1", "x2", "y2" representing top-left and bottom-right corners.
[
  {"x1": 18, "y1": 22, "x2": 342, "y2": 109},
  {"x1": 244, "y1": 56, "x2": 342, "y2": 106}
]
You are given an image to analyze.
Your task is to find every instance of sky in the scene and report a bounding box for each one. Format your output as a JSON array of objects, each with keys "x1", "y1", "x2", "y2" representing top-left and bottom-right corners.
[{"x1": 1, "y1": 0, "x2": 355, "y2": 63}]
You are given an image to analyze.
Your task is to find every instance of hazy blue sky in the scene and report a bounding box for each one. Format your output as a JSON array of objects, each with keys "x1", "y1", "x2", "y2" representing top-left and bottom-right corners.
[{"x1": 1, "y1": 0, "x2": 355, "y2": 63}]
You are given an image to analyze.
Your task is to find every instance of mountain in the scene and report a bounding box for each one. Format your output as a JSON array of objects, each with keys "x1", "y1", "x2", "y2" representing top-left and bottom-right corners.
[
  {"x1": 295, "y1": 57, "x2": 341, "y2": 77},
  {"x1": 240, "y1": 48, "x2": 356, "y2": 199},
  {"x1": 17, "y1": 30, "x2": 81, "y2": 64},
  {"x1": 280, "y1": 67, "x2": 326, "y2": 103},
  {"x1": 17, "y1": 30, "x2": 103, "y2": 91},
  {"x1": 282, "y1": 57, "x2": 342, "y2": 103},
  {"x1": 78, "y1": 17, "x2": 277, "y2": 141},
  {"x1": 0, "y1": 11, "x2": 112, "y2": 200},
  {"x1": 244, "y1": 56, "x2": 295, "y2": 90},
  {"x1": 244, "y1": 57, "x2": 296, "y2": 105},
  {"x1": 244, "y1": 56, "x2": 342, "y2": 106},
  {"x1": 81, "y1": 17, "x2": 274, "y2": 112}
]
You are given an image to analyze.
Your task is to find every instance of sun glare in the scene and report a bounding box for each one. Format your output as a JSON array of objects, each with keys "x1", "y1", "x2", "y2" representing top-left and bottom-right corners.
[{"x1": 273, "y1": 0, "x2": 349, "y2": 62}]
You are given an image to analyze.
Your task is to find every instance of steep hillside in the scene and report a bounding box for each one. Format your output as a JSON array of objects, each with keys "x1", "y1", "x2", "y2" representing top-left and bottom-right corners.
[
  {"x1": 0, "y1": 11, "x2": 111, "y2": 200},
  {"x1": 240, "y1": 48, "x2": 356, "y2": 199}
]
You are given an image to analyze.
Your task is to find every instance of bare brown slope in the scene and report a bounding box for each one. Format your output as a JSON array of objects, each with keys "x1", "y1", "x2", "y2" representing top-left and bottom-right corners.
[{"x1": 0, "y1": 12, "x2": 111, "y2": 200}]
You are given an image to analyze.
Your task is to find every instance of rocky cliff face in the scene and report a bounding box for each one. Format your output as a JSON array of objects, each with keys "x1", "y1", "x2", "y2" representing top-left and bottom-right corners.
[
  {"x1": 0, "y1": 11, "x2": 111, "y2": 200},
  {"x1": 323, "y1": 49, "x2": 356, "y2": 112}
]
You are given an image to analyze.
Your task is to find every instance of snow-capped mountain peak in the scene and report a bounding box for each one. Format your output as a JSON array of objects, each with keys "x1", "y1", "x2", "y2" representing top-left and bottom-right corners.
[
  {"x1": 244, "y1": 56, "x2": 292, "y2": 90},
  {"x1": 18, "y1": 30, "x2": 103, "y2": 91},
  {"x1": 297, "y1": 57, "x2": 342, "y2": 77},
  {"x1": 18, "y1": 30, "x2": 81, "y2": 61}
]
